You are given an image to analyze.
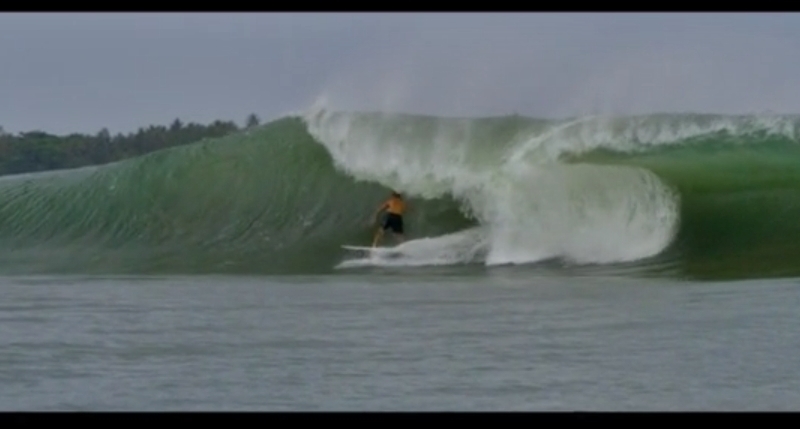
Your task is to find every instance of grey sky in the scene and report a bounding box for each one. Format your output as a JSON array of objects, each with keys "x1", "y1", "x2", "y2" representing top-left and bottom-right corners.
[{"x1": 2, "y1": 12, "x2": 800, "y2": 135}]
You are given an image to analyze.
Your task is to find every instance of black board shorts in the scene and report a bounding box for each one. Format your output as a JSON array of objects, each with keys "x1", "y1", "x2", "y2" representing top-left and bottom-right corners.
[{"x1": 382, "y1": 213, "x2": 404, "y2": 234}]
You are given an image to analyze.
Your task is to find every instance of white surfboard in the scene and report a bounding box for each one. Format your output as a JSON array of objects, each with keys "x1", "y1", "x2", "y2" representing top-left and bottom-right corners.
[{"x1": 341, "y1": 245, "x2": 403, "y2": 255}]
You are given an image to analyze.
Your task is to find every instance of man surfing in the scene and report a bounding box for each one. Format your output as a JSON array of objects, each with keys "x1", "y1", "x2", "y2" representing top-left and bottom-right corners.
[{"x1": 371, "y1": 190, "x2": 407, "y2": 247}]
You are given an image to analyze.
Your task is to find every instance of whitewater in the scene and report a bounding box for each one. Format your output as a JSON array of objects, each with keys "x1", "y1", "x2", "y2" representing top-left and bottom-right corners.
[{"x1": 305, "y1": 109, "x2": 681, "y2": 270}]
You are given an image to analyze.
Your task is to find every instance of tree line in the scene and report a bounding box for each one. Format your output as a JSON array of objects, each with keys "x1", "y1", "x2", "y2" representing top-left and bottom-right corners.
[{"x1": 0, "y1": 113, "x2": 263, "y2": 176}]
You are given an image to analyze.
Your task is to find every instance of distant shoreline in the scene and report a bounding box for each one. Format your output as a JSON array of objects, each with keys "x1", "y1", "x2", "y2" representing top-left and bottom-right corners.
[{"x1": 0, "y1": 113, "x2": 262, "y2": 177}]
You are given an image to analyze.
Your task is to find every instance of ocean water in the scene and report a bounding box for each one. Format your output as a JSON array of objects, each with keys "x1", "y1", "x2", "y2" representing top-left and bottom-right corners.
[
  {"x1": 1, "y1": 271, "x2": 799, "y2": 411},
  {"x1": 2, "y1": 108, "x2": 800, "y2": 410}
]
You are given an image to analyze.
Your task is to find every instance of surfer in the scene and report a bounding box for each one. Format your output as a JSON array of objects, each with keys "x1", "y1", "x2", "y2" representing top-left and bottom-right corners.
[{"x1": 371, "y1": 190, "x2": 406, "y2": 247}]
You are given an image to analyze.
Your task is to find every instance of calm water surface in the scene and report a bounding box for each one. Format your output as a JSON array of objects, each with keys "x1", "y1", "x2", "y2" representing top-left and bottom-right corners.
[{"x1": 1, "y1": 270, "x2": 799, "y2": 410}]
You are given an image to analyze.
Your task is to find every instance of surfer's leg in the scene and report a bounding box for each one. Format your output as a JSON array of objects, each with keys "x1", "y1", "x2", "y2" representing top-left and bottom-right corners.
[
  {"x1": 393, "y1": 216, "x2": 404, "y2": 243},
  {"x1": 374, "y1": 214, "x2": 394, "y2": 247},
  {"x1": 372, "y1": 228, "x2": 383, "y2": 247}
]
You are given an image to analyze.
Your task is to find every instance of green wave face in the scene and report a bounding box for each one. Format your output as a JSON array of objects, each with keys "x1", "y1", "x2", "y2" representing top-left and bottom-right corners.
[
  {"x1": 1, "y1": 111, "x2": 800, "y2": 281},
  {"x1": 0, "y1": 117, "x2": 471, "y2": 274}
]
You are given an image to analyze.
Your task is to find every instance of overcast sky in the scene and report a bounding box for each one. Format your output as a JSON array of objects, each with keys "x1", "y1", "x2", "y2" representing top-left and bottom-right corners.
[{"x1": 2, "y1": 12, "x2": 800, "y2": 135}]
